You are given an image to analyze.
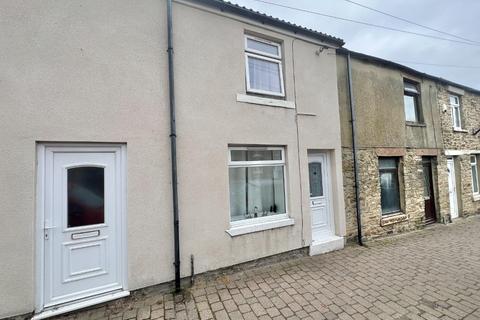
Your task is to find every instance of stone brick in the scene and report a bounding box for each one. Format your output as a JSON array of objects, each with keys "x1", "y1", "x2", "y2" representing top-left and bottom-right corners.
[
  {"x1": 342, "y1": 148, "x2": 428, "y2": 240},
  {"x1": 50, "y1": 217, "x2": 480, "y2": 320}
]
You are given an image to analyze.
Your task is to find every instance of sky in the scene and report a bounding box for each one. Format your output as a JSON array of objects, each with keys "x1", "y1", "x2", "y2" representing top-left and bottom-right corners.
[{"x1": 230, "y1": 0, "x2": 480, "y2": 89}]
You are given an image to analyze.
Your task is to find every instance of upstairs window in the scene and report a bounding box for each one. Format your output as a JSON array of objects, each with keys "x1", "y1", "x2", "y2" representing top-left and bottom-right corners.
[
  {"x1": 403, "y1": 80, "x2": 422, "y2": 123},
  {"x1": 245, "y1": 35, "x2": 285, "y2": 97},
  {"x1": 471, "y1": 155, "x2": 479, "y2": 195},
  {"x1": 450, "y1": 95, "x2": 463, "y2": 130},
  {"x1": 379, "y1": 158, "x2": 401, "y2": 215}
]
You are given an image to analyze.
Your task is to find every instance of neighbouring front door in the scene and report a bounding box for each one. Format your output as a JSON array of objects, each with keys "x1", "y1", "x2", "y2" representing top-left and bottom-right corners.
[
  {"x1": 42, "y1": 145, "x2": 126, "y2": 309},
  {"x1": 422, "y1": 159, "x2": 437, "y2": 224},
  {"x1": 447, "y1": 158, "x2": 459, "y2": 219},
  {"x1": 309, "y1": 153, "x2": 334, "y2": 242}
]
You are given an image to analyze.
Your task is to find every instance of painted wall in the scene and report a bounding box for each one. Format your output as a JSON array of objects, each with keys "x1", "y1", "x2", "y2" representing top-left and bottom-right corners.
[
  {"x1": 0, "y1": 0, "x2": 345, "y2": 317},
  {"x1": 173, "y1": 0, "x2": 345, "y2": 277},
  {"x1": 1, "y1": 1, "x2": 172, "y2": 317},
  {"x1": 337, "y1": 55, "x2": 443, "y2": 150}
]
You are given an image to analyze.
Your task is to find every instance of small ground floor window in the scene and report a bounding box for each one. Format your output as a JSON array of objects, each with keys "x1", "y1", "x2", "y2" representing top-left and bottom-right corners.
[
  {"x1": 379, "y1": 157, "x2": 401, "y2": 215},
  {"x1": 228, "y1": 147, "x2": 287, "y2": 222},
  {"x1": 471, "y1": 155, "x2": 479, "y2": 194}
]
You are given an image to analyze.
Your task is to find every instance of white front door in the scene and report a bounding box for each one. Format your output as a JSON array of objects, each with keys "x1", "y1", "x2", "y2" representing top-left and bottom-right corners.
[
  {"x1": 447, "y1": 158, "x2": 459, "y2": 219},
  {"x1": 41, "y1": 145, "x2": 126, "y2": 309},
  {"x1": 309, "y1": 153, "x2": 334, "y2": 242}
]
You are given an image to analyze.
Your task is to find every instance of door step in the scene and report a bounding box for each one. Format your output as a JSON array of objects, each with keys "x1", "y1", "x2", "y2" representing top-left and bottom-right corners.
[
  {"x1": 309, "y1": 236, "x2": 344, "y2": 256},
  {"x1": 33, "y1": 290, "x2": 130, "y2": 319}
]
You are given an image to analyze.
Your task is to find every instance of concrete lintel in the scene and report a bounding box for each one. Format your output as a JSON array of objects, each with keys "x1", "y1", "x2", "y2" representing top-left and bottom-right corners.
[{"x1": 375, "y1": 147, "x2": 405, "y2": 157}]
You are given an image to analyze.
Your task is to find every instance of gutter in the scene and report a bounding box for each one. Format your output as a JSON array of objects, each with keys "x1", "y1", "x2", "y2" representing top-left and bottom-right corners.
[
  {"x1": 346, "y1": 52, "x2": 363, "y2": 246},
  {"x1": 167, "y1": 0, "x2": 181, "y2": 291}
]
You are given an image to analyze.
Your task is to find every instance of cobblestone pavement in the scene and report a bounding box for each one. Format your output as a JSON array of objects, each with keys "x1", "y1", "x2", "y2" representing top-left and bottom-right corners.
[{"x1": 52, "y1": 216, "x2": 480, "y2": 320}]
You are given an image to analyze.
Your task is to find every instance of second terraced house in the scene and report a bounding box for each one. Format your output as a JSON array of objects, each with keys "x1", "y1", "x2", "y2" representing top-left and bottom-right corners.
[{"x1": 337, "y1": 49, "x2": 480, "y2": 241}]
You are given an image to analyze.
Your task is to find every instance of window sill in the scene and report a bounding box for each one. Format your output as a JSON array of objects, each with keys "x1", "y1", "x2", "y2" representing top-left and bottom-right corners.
[
  {"x1": 380, "y1": 212, "x2": 408, "y2": 226},
  {"x1": 405, "y1": 122, "x2": 426, "y2": 127},
  {"x1": 473, "y1": 194, "x2": 480, "y2": 202},
  {"x1": 236, "y1": 93, "x2": 295, "y2": 109},
  {"x1": 226, "y1": 216, "x2": 294, "y2": 237},
  {"x1": 453, "y1": 128, "x2": 468, "y2": 133}
]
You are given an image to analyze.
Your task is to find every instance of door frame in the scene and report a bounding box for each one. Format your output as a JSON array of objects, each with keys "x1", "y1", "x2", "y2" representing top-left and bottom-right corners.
[
  {"x1": 35, "y1": 143, "x2": 128, "y2": 315},
  {"x1": 447, "y1": 157, "x2": 459, "y2": 219},
  {"x1": 422, "y1": 157, "x2": 437, "y2": 224},
  {"x1": 308, "y1": 151, "x2": 335, "y2": 242}
]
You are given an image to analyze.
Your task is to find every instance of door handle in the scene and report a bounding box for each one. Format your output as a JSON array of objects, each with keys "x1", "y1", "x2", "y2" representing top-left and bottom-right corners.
[{"x1": 43, "y1": 225, "x2": 56, "y2": 240}]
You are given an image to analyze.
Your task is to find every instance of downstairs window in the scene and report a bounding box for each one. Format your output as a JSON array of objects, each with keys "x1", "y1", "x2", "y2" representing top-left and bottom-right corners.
[
  {"x1": 379, "y1": 157, "x2": 401, "y2": 215},
  {"x1": 228, "y1": 147, "x2": 287, "y2": 222}
]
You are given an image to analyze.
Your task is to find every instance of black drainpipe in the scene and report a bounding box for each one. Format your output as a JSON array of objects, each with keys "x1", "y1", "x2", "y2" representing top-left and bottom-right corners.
[
  {"x1": 166, "y1": 0, "x2": 181, "y2": 291},
  {"x1": 346, "y1": 52, "x2": 363, "y2": 246}
]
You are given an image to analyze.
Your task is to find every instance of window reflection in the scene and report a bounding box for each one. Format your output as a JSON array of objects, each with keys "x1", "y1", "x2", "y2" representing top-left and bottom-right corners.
[
  {"x1": 67, "y1": 167, "x2": 105, "y2": 228},
  {"x1": 309, "y1": 162, "x2": 323, "y2": 197},
  {"x1": 379, "y1": 158, "x2": 401, "y2": 214}
]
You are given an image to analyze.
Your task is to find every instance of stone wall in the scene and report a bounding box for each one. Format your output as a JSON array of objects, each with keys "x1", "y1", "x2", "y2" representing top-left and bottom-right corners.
[
  {"x1": 437, "y1": 86, "x2": 480, "y2": 220},
  {"x1": 436, "y1": 155, "x2": 451, "y2": 223},
  {"x1": 458, "y1": 155, "x2": 480, "y2": 217},
  {"x1": 342, "y1": 148, "x2": 358, "y2": 239},
  {"x1": 341, "y1": 76, "x2": 480, "y2": 242},
  {"x1": 438, "y1": 86, "x2": 480, "y2": 151},
  {"x1": 343, "y1": 147, "x2": 431, "y2": 241}
]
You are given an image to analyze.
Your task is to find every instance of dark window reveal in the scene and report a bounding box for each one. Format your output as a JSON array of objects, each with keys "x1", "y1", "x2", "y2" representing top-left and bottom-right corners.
[
  {"x1": 67, "y1": 167, "x2": 105, "y2": 228},
  {"x1": 403, "y1": 80, "x2": 421, "y2": 123},
  {"x1": 379, "y1": 158, "x2": 401, "y2": 215},
  {"x1": 309, "y1": 162, "x2": 323, "y2": 197}
]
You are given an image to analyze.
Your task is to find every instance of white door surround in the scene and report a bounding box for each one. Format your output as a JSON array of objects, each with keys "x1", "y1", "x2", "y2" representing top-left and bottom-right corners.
[
  {"x1": 447, "y1": 158, "x2": 459, "y2": 220},
  {"x1": 307, "y1": 151, "x2": 344, "y2": 256},
  {"x1": 35, "y1": 144, "x2": 128, "y2": 319}
]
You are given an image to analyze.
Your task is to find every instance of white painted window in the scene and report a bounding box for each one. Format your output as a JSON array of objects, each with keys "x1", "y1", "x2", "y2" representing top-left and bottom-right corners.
[
  {"x1": 245, "y1": 35, "x2": 285, "y2": 97},
  {"x1": 228, "y1": 147, "x2": 287, "y2": 224},
  {"x1": 471, "y1": 155, "x2": 479, "y2": 194},
  {"x1": 450, "y1": 95, "x2": 463, "y2": 130}
]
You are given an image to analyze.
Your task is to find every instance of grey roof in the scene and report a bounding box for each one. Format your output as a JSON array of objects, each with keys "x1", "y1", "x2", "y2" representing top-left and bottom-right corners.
[
  {"x1": 338, "y1": 48, "x2": 480, "y2": 95},
  {"x1": 192, "y1": 0, "x2": 345, "y2": 46}
]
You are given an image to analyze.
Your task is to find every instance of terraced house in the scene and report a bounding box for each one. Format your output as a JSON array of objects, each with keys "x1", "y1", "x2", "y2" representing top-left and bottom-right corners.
[
  {"x1": 1, "y1": 0, "x2": 347, "y2": 318},
  {"x1": 337, "y1": 49, "x2": 480, "y2": 241},
  {"x1": 437, "y1": 82, "x2": 480, "y2": 222},
  {"x1": 2, "y1": 0, "x2": 480, "y2": 319}
]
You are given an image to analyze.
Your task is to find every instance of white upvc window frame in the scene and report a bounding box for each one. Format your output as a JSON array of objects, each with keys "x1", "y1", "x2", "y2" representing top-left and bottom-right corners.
[
  {"x1": 244, "y1": 35, "x2": 285, "y2": 97},
  {"x1": 450, "y1": 94, "x2": 463, "y2": 130},
  {"x1": 227, "y1": 146, "x2": 290, "y2": 231},
  {"x1": 471, "y1": 155, "x2": 480, "y2": 195},
  {"x1": 245, "y1": 35, "x2": 282, "y2": 59}
]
